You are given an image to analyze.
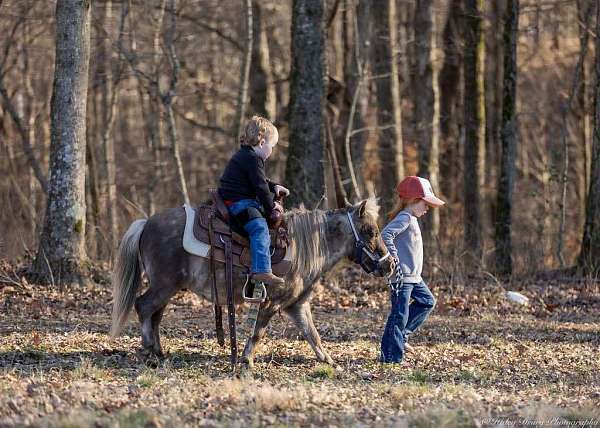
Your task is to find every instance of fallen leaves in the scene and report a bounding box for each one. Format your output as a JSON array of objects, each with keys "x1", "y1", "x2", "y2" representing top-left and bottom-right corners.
[{"x1": 0, "y1": 262, "x2": 599, "y2": 426}]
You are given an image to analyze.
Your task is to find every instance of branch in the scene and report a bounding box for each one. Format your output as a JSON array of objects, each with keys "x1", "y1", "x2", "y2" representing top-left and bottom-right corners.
[
  {"x1": 0, "y1": 81, "x2": 47, "y2": 193},
  {"x1": 173, "y1": 107, "x2": 233, "y2": 136},
  {"x1": 350, "y1": 124, "x2": 397, "y2": 137},
  {"x1": 178, "y1": 13, "x2": 243, "y2": 51}
]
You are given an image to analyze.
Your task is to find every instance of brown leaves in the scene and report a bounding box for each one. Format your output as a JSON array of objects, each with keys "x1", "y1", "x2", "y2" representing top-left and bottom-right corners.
[{"x1": 0, "y1": 261, "x2": 599, "y2": 426}]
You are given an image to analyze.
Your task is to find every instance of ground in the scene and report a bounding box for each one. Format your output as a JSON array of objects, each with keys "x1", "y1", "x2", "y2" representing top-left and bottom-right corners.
[{"x1": 1, "y1": 261, "x2": 599, "y2": 427}]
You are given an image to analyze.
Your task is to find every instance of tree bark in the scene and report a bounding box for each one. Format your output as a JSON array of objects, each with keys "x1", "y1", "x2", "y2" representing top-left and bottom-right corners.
[
  {"x1": 556, "y1": 0, "x2": 593, "y2": 268},
  {"x1": 463, "y1": 0, "x2": 486, "y2": 268},
  {"x1": 33, "y1": 0, "x2": 91, "y2": 284},
  {"x1": 414, "y1": 0, "x2": 441, "y2": 273},
  {"x1": 577, "y1": 2, "x2": 600, "y2": 275},
  {"x1": 97, "y1": 0, "x2": 120, "y2": 260},
  {"x1": 494, "y1": 0, "x2": 519, "y2": 276},
  {"x1": 373, "y1": 0, "x2": 404, "y2": 216},
  {"x1": 163, "y1": 0, "x2": 189, "y2": 205},
  {"x1": 235, "y1": 0, "x2": 253, "y2": 138},
  {"x1": 285, "y1": 0, "x2": 326, "y2": 208},
  {"x1": 439, "y1": 0, "x2": 463, "y2": 203},
  {"x1": 249, "y1": 1, "x2": 276, "y2": 119}
]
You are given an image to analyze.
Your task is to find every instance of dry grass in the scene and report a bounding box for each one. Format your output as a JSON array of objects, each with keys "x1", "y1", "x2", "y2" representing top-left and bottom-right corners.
[{"x1": 1, "y1": 262, "x2": 599, "y2": 427}]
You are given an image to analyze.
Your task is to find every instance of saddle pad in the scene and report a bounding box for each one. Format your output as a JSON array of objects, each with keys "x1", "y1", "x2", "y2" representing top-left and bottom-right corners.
[
  {"x1": 183, "y1": 204, "x2": 210, "y2": 257},
  {"x1": 182, "y1": 204, "x2": 293, "y2": 276}
]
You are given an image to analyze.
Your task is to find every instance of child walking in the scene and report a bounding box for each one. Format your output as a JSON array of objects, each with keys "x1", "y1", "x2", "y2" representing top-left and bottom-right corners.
[
  {"x1": 380, "y1": 176, "x2": 445, "y2": 363},
  {"x1": 218, "y1": 116, "x2": 289, "y2": 285}
]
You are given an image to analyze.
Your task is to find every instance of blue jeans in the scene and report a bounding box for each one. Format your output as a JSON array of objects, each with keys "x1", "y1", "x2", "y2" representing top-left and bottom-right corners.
[
  {"x1": 380, "y1": 280, "x2": 436, "y2": 363},
  {"x1": 227, "y1": 199, "x2": 271, "y2": 274}
]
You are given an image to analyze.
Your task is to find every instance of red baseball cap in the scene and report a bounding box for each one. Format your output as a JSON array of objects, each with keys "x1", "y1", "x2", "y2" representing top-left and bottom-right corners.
[{"x1": 396, "y1": 176, "x2": 445, "y2": 207}]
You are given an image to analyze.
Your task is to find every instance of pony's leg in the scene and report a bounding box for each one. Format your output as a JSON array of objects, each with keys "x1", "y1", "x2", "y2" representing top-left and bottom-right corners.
[
  {"x1": 135, "y1": 279, "x2": 178, "y2": 357},
  {"x1": 150, "y1": 307, "x2": 166, "y2": 356},
  {"x1": 241, "y1": 307, "x2": 277, "y2": 369},
  {"x1": 284, "y1": 301, "x2": 334, "y2": 365}
]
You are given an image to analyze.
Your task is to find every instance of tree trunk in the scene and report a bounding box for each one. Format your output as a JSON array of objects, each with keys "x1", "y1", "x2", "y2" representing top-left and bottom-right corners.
[
  {"x1": 576, "y1": 0, "x2": 594, "y2": 246},
  {"x1": 577, "y1": 2, "x2": 600, "y2": 275},
  {"x1": 373, "y1": 0, "x2": 404, "y2": 216},
  {"x1": 439, "y1": 0, "x2": 463, "y2": 203},
  {"x1": 164, "y1": 0, "x2": 189, "y2": 205},
  {"x1": 249, "y1": 0, "x2": 276, "y2": 119},
  {"x1": 414, "y1": 0, "x2": 441, "y2": 273},
  {"x1": 556, "y1": 0, "x2": 593, "y2": 268},
  {"x1": 86, "y1": 83, "x2": 101, "y2": 259},
  {"x1": 335, "y1": 0, "x2": 370, "y2": 201},
  {"x1": 285, "y1": 0, "x2": 326, "y2": 208},
  {"x1": 463, "y1": 0, "x2": 486, "y2": 268},
  {"x1": 494, "y1": 0, "x2": 519, "y2": 276},
  {"x1": 32, "y1": 0, "x2": 91, "y2": 285},
  {"x1": 235, "y1": 0, "x2": 253, "y2": 138},
  {"x1": 97, "y1": 0, "x2": 120, "y2": 260}
]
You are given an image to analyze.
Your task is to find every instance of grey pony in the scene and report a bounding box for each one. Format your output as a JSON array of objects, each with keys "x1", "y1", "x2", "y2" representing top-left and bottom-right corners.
[{"x1": 110, "y1": 198, "x2": 394, "y2": 368}]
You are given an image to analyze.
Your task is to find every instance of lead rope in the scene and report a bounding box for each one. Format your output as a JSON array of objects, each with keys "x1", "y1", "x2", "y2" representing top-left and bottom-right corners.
[{"x1": 388, "y1": 262, "x2": 404, "y2": 295}]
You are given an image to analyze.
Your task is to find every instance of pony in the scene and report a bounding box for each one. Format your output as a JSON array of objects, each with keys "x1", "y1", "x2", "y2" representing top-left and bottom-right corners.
[{"x1": 110, "y1": 198, "x2": 394, "y2": 368}]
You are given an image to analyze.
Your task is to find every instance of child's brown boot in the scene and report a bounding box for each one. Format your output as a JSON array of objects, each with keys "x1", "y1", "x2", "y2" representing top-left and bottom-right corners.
[{"x1": 253, "y1": 272, "x2": 285, "y2": 285}]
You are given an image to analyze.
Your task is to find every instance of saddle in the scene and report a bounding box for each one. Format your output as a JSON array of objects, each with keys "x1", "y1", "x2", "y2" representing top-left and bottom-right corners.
[
  {"x1": 192, "y1": 191, "x2": 291, "y2": 277},
  {"x1": 193, "y1": 190, "x2": 291, "y2": 369}
]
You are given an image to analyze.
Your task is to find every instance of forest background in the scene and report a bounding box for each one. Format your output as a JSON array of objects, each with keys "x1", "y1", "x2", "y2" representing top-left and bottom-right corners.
[{"x1": 1, "y1": 0, "x2": 599, "y2": 281}]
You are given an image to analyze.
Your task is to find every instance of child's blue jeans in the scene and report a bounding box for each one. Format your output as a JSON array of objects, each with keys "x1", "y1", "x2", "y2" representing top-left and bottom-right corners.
[
  {"x1": 227, "y1": 199, "x2": 271, "y2": 274},
  {"x1": 380, "y1": 280, "x2": 436, "y2": 363}
]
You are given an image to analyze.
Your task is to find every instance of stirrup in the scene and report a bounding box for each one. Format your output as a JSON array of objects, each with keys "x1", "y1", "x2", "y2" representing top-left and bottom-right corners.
[{"x1": 242, "y1": 277, "x2": 267, "y2": 303}]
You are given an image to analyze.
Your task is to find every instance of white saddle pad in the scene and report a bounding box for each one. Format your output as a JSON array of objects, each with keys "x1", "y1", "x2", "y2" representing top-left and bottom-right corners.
[{"x1": 182, "y1": 204, "x2": 211, "y2": 257}]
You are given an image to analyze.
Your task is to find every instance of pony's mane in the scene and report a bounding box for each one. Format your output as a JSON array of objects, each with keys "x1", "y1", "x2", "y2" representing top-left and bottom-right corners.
[
  {"x1": 283, "y1": 197, "x2": 380, "y2": 279},
  {"x1": 284, "y1": 205, "x2": 330, "y2": 279},
  {"x1": 362, "y1": 197, "x2": 380, "y2": 221}
]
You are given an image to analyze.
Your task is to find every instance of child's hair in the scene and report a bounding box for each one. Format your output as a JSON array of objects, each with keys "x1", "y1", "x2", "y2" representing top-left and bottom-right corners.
[
  {"x1": 388, "y1": 196, "x2": 419, "y2": 220},
  {"x1": 240, "y1": 115, "x2": 278, "y2": 147}
]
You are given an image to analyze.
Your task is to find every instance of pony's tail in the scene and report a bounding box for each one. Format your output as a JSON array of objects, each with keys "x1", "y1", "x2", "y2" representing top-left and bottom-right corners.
[{"x1": 110, "y1": 219, "x2": 147, "y2": 338}]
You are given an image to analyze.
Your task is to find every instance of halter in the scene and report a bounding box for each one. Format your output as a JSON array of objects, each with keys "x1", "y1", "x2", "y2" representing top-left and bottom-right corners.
[{"x1": 346, "y1": 211, "x2": 391, "y2": 275}]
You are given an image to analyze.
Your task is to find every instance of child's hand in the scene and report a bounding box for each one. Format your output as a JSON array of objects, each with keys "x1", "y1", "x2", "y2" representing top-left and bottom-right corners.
[{"x1": 274, "y1": 185, "x2": 290, "y2": 197}]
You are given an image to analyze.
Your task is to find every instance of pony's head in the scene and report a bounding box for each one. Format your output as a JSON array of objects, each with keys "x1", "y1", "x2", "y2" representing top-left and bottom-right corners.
[{"x1": 346, "y1": 198, "x2": 395, "y2": 278}]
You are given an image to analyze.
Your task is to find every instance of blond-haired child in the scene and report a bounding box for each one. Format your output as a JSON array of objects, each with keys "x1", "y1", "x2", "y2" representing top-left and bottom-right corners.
[
  {"x1": 380, "y1": 176, "x2": 445, "y2": 363},
  {"x1": 218, "y1": 116, "x2": 289, "y2": 285}
]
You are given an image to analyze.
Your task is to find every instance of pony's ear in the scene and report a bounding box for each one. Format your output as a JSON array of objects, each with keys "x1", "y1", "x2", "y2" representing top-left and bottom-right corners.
[{"x1": 358, "y1": 200, "x2": 367, "y2": 217}]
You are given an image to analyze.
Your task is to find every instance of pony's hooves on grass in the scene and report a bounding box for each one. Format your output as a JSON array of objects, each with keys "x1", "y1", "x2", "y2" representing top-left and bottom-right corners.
[{"x1": 136, "y1": 348, "x2": 163, "y2": 367}]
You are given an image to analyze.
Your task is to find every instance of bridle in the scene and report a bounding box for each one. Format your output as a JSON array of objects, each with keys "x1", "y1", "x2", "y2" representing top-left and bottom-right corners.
[{"x1": 346, "y1": 210, "x2": 391, "y2": 276}]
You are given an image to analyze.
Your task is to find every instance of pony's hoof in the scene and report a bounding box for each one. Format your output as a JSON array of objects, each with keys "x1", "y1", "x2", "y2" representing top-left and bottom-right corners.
[{"x1": 136, "y1": 348, "x2": 162, "y2": 367}]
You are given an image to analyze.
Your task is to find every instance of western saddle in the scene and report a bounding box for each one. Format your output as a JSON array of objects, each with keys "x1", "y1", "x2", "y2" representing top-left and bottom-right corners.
[
  {"x1": 193, "y1": 190, "x2": 290, "y2": 276},
  {"x1": 193, "y1": 189, "x2": 290, "y2": 369}
]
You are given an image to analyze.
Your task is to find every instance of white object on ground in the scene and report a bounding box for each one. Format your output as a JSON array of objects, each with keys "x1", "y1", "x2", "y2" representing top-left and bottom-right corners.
[{"x1": 505, "y1": 291, "x2": 529, "y2": 305}]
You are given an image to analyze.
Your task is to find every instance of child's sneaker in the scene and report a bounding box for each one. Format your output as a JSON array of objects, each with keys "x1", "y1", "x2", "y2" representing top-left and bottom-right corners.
[{"x1": 252, "y1": 272, "x2": 285, "y2": 285}]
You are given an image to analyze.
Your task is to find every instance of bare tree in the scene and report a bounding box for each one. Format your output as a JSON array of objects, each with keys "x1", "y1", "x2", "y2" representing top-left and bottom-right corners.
[
  {"x1": 439, "y1": 0, "x2": 463, "y2": 203},
  {"x1": 285, "y1": 0, "x2": 326, "y2": 208},
  {"x1": 249, "y1": 0, "x2": 275, "y2": 119},
  {"x1": 235, "y1": 0, "x2": 253, "y2": 138},
  {"x1": 372, "y1": 0, "x2": 404, "y2": 216},
  {"x1": 577, "y1": 1, "x2": 600, "y2": 275},
  {"x1": 32, "y1": 0, "x2": 91, "y2": 284},
  {"x1": 556, "y1": 0, "x2": 594, "y2": 268},
  {"x1": 494, "y1": 0, "x2": 519, "y2": 275},
  {"x1": 414, "y1": 0, "x2": 441, "y2": 272},
  {"x1": 463, "y1": 0, "x2": 486, "y2": 267},
  {"x1": 120, "y1": 0, "x2": 189, "y2": 205}
]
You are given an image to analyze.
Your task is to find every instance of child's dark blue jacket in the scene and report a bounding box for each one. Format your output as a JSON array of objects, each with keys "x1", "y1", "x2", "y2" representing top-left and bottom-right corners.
[{"x1": 218, "y1": 145, "x2": 278, "y2": 214}]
